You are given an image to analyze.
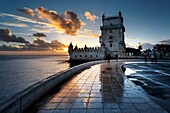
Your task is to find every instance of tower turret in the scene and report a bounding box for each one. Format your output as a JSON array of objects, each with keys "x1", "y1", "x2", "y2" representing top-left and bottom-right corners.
[
  {"x1": 118, "y1": 11, "x2": 122, "y2": 17},
  {"x1": 102, "y1": 14, "x2": 105, "y2": 21},
  {"x1": 68, "y1": 42, "x2": 73, "y2": 54}
]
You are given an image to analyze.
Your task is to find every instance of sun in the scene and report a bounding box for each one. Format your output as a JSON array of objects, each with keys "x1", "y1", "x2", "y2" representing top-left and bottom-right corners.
[{"x1": 63, "y1": 47, "x2": 68, "y2": 52}]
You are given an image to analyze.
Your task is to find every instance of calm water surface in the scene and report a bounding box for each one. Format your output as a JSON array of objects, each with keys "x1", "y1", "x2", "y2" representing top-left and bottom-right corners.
[{"x1": 0, "y1": 55, "x2": 71, "y2": 104}]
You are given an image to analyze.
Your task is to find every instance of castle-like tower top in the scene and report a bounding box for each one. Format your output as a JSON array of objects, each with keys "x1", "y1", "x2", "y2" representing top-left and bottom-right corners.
[
  {"x1": 100, "y1": 11, "x2": 124, "y2": 31},
  {"x1": 102, "y1": 11, "x2": 123, "y2": 21}
]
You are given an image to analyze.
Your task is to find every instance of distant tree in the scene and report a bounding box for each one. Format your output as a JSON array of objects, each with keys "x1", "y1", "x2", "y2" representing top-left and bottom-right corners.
[
  {"x1": 137, "y1": 45, "x2": 142, "y2": 55},
  {"x1": 138, "y1": 45, "x2": 142, "y2": 51},
  {"x1": 125, "y1": 47, "x2": 139, "y2": 56},
  {"x1": 156, "y1": 44, "x2": 170, "y2": 55}
]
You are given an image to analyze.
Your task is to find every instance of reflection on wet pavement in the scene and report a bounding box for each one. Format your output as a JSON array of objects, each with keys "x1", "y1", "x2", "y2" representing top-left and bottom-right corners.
[
  {"x1": 26, "y1": 62, "x2": 167, "y2": 113},
  {"x1": 124, "y1": 63, "x2": 170, "y2": 99}
]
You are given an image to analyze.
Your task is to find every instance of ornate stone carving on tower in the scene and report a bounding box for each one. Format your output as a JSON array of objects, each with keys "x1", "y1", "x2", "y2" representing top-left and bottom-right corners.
[
  {"x1": 100, "y1": 11, "x2": 125, "y2": 57},
  {"x1": 68, "y1": 11, "x2": 125, "y2": 61}
]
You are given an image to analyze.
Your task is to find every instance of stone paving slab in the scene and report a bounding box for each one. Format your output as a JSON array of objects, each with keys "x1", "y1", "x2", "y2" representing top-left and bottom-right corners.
[{"x1": 27, "y1": 62, "x2": 168, "y2": 113}]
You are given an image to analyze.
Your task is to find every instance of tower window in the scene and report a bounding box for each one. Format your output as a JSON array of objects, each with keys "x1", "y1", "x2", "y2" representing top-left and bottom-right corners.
[
  {"x1": 80, "y1": 55, "x2": 82, "y2": 57},
  {"x1": 96, "y1": 55, "x2": 98, "y2": 57},
  {"x1": 109, "y1": 30, "x2": 112, "y2": 33},
  {"x1": 110, "y1": 43, "x2": 112, "y2": 47},
  {"x1": 90, "y1": 55, "x2": 92, "y2": 57},
  {"x1": 75, "y1": 55, "x2": 77, "y2": 57},
  {"x1": 85, "y1": 55, "x2": 87, "y2": 57}
]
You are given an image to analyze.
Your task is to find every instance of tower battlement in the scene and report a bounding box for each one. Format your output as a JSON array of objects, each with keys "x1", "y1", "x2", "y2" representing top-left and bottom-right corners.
[{"x1": 72, "y1": 47, "x2": 102, "y2": 52}]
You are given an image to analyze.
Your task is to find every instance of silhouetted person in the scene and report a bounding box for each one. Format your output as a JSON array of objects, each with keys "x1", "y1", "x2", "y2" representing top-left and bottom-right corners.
[
  {"x1": 150, "y1": 50, "x2": 154, "y2": 63},
  {"x1": 160, "y1": 52, "x2": 163, "y2": 59},
  {"x1": 144, "y1": 52, "x2": 147, "y2": 62},
  {"x1": 115, "y1": 54, "x2": 118, "y2": 62},
  {"x1": 154, "y1": 53, "x2": 157, "y2": 63},
  {"x1": 107, "y1": 53, "x2": 111, "y2": 62}
]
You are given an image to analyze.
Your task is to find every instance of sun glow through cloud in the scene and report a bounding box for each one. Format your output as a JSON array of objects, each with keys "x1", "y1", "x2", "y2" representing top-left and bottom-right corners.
[{"x1": 63, "y1": 47, "x2": 68, "y2": 52}]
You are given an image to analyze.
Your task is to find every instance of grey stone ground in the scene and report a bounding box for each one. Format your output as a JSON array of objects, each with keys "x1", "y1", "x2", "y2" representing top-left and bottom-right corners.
[{"x1": 28, "y1": 61, "x2": 168, "y2": 113}]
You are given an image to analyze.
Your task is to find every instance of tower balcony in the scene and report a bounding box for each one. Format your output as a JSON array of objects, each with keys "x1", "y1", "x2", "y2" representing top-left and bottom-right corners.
[{"x1": 100, "y1": 24, "x2": 124, "y2": 30}]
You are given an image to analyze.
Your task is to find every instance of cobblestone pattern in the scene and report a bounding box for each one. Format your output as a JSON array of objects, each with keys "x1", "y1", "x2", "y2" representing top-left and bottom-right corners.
[{"x1": 31, "y1": 62, "x2": 167, "y2": 113}]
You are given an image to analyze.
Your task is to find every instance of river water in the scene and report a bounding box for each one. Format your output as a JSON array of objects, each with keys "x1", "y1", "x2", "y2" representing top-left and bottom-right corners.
[{"x1": 0, "y1": 55, "x2": 72, "y2": 104}]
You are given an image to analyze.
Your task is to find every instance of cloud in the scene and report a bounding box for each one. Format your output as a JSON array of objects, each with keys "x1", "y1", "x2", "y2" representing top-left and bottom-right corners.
[
  {"x1": 0, "y1": 38, "x2": 67, "y2": 51},
  {"x1": 36, "y1": 7, "x2": 85, "y2": 35},
  {"x1": 0, "y1": 12, "x2": 52, "y2": 27},
  {"x1": 84, "y1": 11, "x2": 98, "y2": 21},
  {"x1": 0, "y1": 22, "x2": 28, "y2": 27},
  {"x1": 32, "y1": 33, "x2": 47, "y2": 37},
  {"x1": 0, "y1": 12, "x2": 62, "y2": 33},
  {"x1": 17, "y1": 7, "x2": 35, "y2": 17},
  {"x1": 84, "y1": 29, "x2": 100, "y2": 38},
  {"x1": 125, "y1": 37, "x2": 136, "y2": 40},
  {"x1": 0, "y1": 12, "x2": 37, "y2": 23},
  {"x1": 141, "y1": 43, "x2": 153, "y2": 50},
  {"x1": 24, "y1": 38, "x2": 66, "y2": 51},
  {"x1": 0, "y1": 12, "x2": 84, "y2": 35},
  {"x1": 32, "y1": 37, "x2": 49, "y2": 48},
  {"x1": 14, "y1": 32, "x2": 31, "y2": 36},
  {"x1": 159, "y1": 39, "x2": 170, "y2": 44},
  {"x1": 30, "y1": 25, "x2": 58, "y2": 33},
  {"x1": 49, "y1": 40, "x2": 66, "y2": 49},
  {"x1": 125, "y1": 43, "x2": 132, "y2": 48},
  {"x1": 0, "y1": 29, "x2": 29, "y2": 43},
  {"x1": 30, "y1": 27, "x2": 54, "y2": 33},
  {"x1": 0, "y1": 45, "x2": 20, "y2": 51}
]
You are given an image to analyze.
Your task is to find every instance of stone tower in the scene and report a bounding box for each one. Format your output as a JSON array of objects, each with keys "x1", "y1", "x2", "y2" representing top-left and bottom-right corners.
[{"x1": 99, "y1": 11, "x2": 125, "y2": 58}]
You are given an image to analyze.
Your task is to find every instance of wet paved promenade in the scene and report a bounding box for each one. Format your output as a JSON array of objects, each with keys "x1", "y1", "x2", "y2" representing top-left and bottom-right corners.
[{"x1": 29, "y1": 61, "x2": 167, "y2": 113}]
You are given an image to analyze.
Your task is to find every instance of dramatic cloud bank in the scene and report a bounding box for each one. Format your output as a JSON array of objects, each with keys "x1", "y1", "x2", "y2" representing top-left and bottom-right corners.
[
  {"x1": 0, "y1": 28, "x2": 67, "y2": 51},
  {"x1": 1, "y1": 9, "x2": 89, "y2": 36},
  {"x1": 159, "y1": 39, "x2": 170, "y2": 44},
  {"x1": 17, "y1": 7, "x2": 35, "y2": 17},
  {"x1": 0, "y1": 29, "x2": 29, "y2": 43},
  {"x1": 84, "y1": 11, "x2": 98, "y2": 21},
  {"x1": 0, "y1": 38, "x2": 67, "y2": 51},
  {"x1": 32, "y1": 33, "x2": 47, "y2": 37},
  {"x1": 36, "y1": 7, "x2": 85, "y2": 35},
  {"x1": 24, "y1": 38, "x2": 66, "y2": 51}
]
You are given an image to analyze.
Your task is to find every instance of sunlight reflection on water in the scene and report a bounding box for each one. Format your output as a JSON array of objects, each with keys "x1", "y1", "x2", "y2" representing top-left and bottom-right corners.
[{"x1": 124, "y1": 68, "x2": 136, "y2": 75}]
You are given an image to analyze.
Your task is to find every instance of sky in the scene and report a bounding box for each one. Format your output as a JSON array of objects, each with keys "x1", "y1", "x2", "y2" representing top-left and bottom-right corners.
[{"x1": 0, "y1": 0, "x2": 170, "y2": 55}]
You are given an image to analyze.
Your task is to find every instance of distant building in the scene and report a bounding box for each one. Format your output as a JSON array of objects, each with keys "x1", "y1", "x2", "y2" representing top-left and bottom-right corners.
[{"x1": 68, "y1": 11, "x2": 126, "y2": 61}]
